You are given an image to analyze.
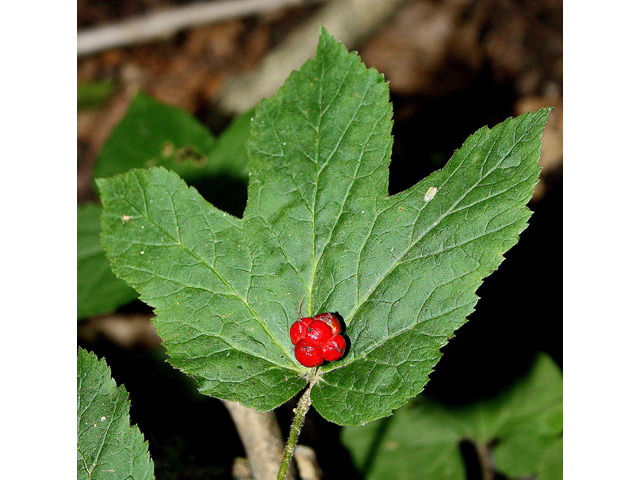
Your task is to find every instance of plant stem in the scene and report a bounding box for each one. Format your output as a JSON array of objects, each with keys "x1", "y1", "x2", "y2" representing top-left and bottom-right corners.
[
  {"x1": 277, "y1": 370, "x2": 318, "y2": 480},
  {"x1": 476, "y1": 442, "x2": 495, "y2": 480}
]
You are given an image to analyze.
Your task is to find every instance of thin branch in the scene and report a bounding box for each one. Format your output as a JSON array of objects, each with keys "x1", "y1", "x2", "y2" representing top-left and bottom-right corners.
[
  {"x1": 293, "y1": 444, "x2": 321, "y2": 480},
  {"x1": 78, "y1": 0, "x2": 327, "y2": 57},
  {"x1": 222, "y1": 400, "x2": 295, "y2": 480},
  {"x1": 215, "y1": 0, "x2": 411, "y2": 114}
]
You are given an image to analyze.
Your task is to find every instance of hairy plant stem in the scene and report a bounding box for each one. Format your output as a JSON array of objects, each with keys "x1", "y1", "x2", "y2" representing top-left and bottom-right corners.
[{"x1": 277, "y1": 368, "x2": 319, "y2": 480}]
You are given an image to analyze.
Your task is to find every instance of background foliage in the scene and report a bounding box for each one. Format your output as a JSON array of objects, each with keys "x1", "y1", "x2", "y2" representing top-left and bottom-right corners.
[{"x1": 342, "y1": 353, "x2": 562, "y2": 480}]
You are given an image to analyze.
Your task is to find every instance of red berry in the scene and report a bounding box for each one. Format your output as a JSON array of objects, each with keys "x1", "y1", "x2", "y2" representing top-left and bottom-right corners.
[
  {"x1": 322, "y1": 334, "x2": 346, "y2": 362},
  {"x1": 290, "y1": 317, "x2": 312, "y2": 345},
  {"x1": 295, "y1": 339, "x2": 324, "y2": 367},
  {"x1": 305, "y1": 319, "x2": 332, "y2": 345},
  {"x1": 313, "y1": 312, "x2": 341, "y2": 335}
]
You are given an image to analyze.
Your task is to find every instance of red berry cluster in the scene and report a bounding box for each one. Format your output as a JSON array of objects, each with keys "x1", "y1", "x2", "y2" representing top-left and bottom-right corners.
[{"x1": 290, "y1": 313, "x2": 346, "y2": 367}]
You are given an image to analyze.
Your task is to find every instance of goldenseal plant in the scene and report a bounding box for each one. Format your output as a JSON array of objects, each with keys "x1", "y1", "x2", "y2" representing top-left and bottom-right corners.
[{"x1": 97, "y1": 27, "x2": 549, "y2": 479}]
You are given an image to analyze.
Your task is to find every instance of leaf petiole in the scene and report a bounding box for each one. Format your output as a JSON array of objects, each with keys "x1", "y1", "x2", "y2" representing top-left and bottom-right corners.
[{"x1": 277, "y1": 368, "x2": 319, "y2": 480}]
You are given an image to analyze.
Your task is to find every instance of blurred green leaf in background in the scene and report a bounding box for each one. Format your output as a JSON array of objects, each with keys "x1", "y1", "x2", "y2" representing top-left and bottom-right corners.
[
  {"x1": 342, "y1": 353, "x2": 562, "y2": 480},
  {"x1": 78, "y1": 203, "x2": 138, "y2": 318},
  {"x1": 93, "y1": 92, "x2": 252, "y2": 182},
  {"x1": 78, "y1": 80, "x2": 118, "y2": 110}
]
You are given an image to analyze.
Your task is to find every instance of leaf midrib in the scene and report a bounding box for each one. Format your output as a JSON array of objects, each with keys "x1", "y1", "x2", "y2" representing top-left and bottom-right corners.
[
  {"x1": 307, "y1": 56, "x2": 324, "y2": 316},
  {"x1": 311, "y1": 75, "x2": 382, "y2": 314},
  {"x1": 307, "y1": 58, "x2": 384, "y2": 316}
]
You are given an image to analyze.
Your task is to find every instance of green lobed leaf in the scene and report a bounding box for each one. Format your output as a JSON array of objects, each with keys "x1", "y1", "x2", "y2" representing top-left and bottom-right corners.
[
  {"x1": 98, "y1": 167, "x2": 307, "y2": 410},
  {"x1": 77, "y1": 347, "x2": 155, "y2": 480},
  {"x1": 79, "y1": 96, "x2": 253, "y2": 319},
  {"x1": 97, "y1": 28, "x2": 549, "y2": 422},
  {"x1": 78, "y1": 203, "x2": 138, "y2": 318},
  {"x1": 342, "y1": 402, "x2": 466, "y2": 480},
  {"x1": 341, "y1": 353, "x2": 563, "y2": 480}
]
